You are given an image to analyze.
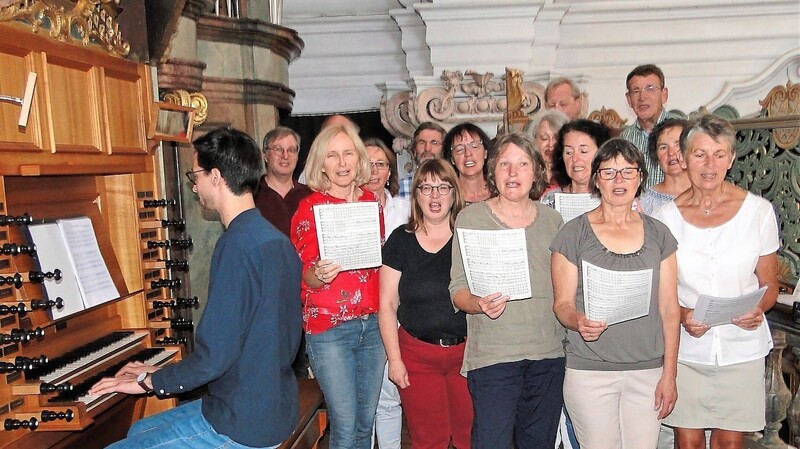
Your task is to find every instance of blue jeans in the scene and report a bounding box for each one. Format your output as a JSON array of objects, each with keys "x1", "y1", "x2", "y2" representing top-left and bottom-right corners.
[
  {"x1": 467, "y1": 357, "x2": 565, "y2": 449},
  {"x1": 106, "y1": 400, "x2": 279, "y2": 449},
  {"x1": 306, "y1": 314, "x2": 385, "y2": 449}
]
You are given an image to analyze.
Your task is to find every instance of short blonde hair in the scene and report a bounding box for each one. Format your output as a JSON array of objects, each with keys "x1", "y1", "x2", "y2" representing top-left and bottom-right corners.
[{"x1": 305, "y1": 124, "x2": 371, "y2": 192}]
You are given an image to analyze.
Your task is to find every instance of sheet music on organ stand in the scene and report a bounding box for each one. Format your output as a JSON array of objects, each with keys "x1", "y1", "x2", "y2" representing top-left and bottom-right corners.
[
  {"x1": 582, "y1": 261, "x2": 652, "y2": 325},
  {"x1": 28, "y1": 216, "x2": 120, "y2": 318},
  {"x1": 313, "y1": 202, "x2": 382, "y2": 271}
]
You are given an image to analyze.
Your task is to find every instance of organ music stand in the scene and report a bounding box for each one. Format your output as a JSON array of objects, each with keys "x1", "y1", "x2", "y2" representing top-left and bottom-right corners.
[{"x1": 0, "y1": 72, "x2": 37, "y2": 127}]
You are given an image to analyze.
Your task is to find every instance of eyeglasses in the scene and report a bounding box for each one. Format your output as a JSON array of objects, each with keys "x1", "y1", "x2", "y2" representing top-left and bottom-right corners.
[
  {"x1": 452, "y1": 140, "x2": 483, "y2": 156},
  {"x1": 417, "y1": 184, "x2": 453, "y2": 196},
  {"x1": 267, "y1": 146, "x2": 299, "y2": 155},
  {"x1": 415, "y1": 139, "x2": 440, "y2": 149},
  {"x1": 596, "y1": 167, "x2": 640, "y2": 180},
  {"x1": 627, "y1": 85, "x2": 662, "y2": 97},
  {"x1": 185, "y1": 168, "x2": 206, "y2": 185},
  {"x1": 370, "y1": 161, "x2": 390, "y2": 171}
]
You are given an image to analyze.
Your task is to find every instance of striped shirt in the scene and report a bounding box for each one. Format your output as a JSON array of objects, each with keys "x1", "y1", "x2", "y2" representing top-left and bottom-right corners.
[{"x1": 620, "y1": 109, "x2": 668, "y2": 188}]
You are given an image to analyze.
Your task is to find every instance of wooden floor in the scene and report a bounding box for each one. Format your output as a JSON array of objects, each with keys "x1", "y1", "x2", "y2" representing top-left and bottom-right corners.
[{"x1": 317, "y1": 419, "x2": 412, "y2": 449}]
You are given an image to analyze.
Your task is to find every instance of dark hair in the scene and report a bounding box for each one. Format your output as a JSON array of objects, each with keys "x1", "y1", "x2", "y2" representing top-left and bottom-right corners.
[
  {"x1": 487, "y1": 133, "x2": 548, "y2": 200},
  {"x1": 262, "y1": 126, "x2": 301, "y2": 152},
  {"x1": 551, "y1": 120, "x2": 612, "y2": 188},
  {"x1": 647, "y1": 118, "x2": 688, "y2": 162},
  {"x1": 193, "y1": 127, "x2": 263, "y2": 195},
  {"x1": 363, "y1": 137, "x2": 400, "y2": 197},
  {"x1": 680, "y1": 114, "x2": 736, "y2": 158},
  {"x1": 626, "y1": 64, "x2": 665, "y2": 91},
  {"x1": 442, "y1": 123, "x2": 493, "y2": 184},
  {"x1": 590, "y1": 138, "x2": 648, "y2": 197},
  {"x1": 412, "y1": 121, "x2": 446, "y2": 145},
  {"x1": 406, "y1": 159, "x2": 464, "y2": 232}
]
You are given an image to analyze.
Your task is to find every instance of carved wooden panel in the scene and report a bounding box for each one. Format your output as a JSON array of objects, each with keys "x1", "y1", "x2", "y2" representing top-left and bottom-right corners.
[
  {"x1": 0, "y1": 43, "x2": 44, "y2": 152},
  {"x1": 102, "y1": 68, "x2": 147, "y2": 154},
  {"x1": 45, "y1": 55, "x2": 103, "y2": 153}
]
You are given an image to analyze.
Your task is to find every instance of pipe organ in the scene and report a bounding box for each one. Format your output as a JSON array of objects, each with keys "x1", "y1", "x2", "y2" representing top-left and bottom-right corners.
[{"x1": 0, "y1": 21, "x2": 187, "y2": 449}]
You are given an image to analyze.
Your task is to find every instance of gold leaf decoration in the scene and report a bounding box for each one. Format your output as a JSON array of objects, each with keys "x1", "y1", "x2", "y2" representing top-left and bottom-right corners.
[
  {"x1": 759, "y1": 81, "x2": 800, "y2": 150},
  {"x1": 0, "y1": 0, "x2": 130, "y2": 56}
]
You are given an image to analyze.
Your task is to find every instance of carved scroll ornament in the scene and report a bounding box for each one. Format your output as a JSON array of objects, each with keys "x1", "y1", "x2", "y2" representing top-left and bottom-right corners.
[
  {"x1": 162, "y1": 90, "x2": 209, "y2": 127},
  {"x1": 759, "y1": 81, "x2": 800, "y2": 150},
  {"x1": 0, "y1": 0, "x2": 130, "y2": 56},
  {"x1": 381, "y1": 69, "x2": 545, "y2": 141}
]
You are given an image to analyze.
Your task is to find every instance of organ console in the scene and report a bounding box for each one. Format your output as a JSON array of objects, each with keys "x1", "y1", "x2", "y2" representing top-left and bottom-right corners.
[{"x1": 0, "y1": 19, "x2": 186, "y2": 449}]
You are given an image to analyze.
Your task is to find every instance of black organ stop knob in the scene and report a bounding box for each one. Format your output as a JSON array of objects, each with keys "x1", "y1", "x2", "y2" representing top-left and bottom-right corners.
[
  {"x1": 41, "y1": 410, "x2": 73, "y2": 422},
  {"x1": 169, "y1": 317, "x2": 193, "y2": 331},
  {"x1": 28, "y1": 269, "x2": 62, "y2": 283},
  {"x1": 0, "y1": 302, "x2": 27, "y2": 316},
  {"x1": 153, "y1": 297, "x2": 198, "y2": 309},
  {"x1": 0, "y1": 327, "x2": 44, "y2": 343},
  {"x1": 142, "y1": 199, "x2": 176, "y2": 208},
  {"x1": 4, "y1": 417, "x2": 38, "y2": 431},
  {"x1": 156, "y1": 336, "x2": 188, "y2": 345},
  {"x1": 161, "y1": 219, "x2": 185, "y2": 230},
  {"x1": 0, "y1": 214, "x2": 33, "y2": 226},
  {"x1": 13, "y1": 355, "x2": 48, "y2": 370},
  {"x1": 31, "y1": 297, "x2": 64, "y2": 311},
  {"x1": 0, "y1": 274, "x2": 22, "y2": 289},
  {"x1": 151, "y1": 278, "x2": 181, "y2": 290},
  {"x1": 164, "y1": 259, "x2": 189, "y2": 271},
  {"x1": 147, "y1": 239, "x2": 192, "y2": 249},
  {"x1": 1, "y1": 243, "x2": 36, "y2": 256},
  {"x1": 39, "y1": 382, "x2": 72, "y2": 394}
]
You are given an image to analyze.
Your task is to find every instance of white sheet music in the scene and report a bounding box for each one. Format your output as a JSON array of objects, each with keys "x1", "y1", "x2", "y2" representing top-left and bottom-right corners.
[
  {"x1": 56, "y1": 217, "x2": 119, "y2": 307},
  {"x1": 554, "y1": 193, "x2": 601, "y2": 222},
  {"x1": 582, "y1": 261, "x2": 652, "y2": 325},
  {"x1": 693, "y1": 287, "x2": 766, "y2": 326},
  {"x1": 314, "y1": 202, "x2": 382, "y2": 271},
  {"x1": 456, "y1": 228, "x2": 531, "y2": 300},
  {"x1": 27, "y1": 223, "x2": 85, "y2": 319}
]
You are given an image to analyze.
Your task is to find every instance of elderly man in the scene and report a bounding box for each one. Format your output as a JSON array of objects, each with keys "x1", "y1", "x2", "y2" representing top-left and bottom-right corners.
[
  {"x1": 621, "y1": 64, "x2": 671, "y2": 187},
  {"x1": 91, "y1": 127, "x2": 303, "y2": 449},
  {"x1": 254, "y1": 126, "x2": 311, "y2": 237},
  {"x1": 545, "y1": 77, "x2": 584, "y2": 121},
  {"x1": 398, "y1": 121, "x2": 446, "y2": 199}
]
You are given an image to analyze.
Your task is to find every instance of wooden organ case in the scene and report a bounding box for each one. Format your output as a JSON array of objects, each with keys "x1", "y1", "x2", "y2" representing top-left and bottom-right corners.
[{"x1": 0, "y1": 22, "x2": 185, "y2": 449}]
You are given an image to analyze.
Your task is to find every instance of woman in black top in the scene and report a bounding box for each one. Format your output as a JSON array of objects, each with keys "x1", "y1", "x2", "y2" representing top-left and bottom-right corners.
[{"x1": 378, "y1": 159, "x2": 472, "y2": 449}]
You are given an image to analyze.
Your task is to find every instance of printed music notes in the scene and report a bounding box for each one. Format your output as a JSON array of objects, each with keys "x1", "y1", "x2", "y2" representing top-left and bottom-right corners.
[{"x1": 313, "y1": 202, "x2": 381, "y2": 271}]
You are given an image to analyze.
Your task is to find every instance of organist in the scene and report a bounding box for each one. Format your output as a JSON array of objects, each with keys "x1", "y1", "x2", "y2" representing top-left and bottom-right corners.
[{"x1": 89, "y1": 127, "x2": 304, "y2": 449}]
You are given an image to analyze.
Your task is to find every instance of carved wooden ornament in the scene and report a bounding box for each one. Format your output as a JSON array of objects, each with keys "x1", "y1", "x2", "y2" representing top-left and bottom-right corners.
[{"x1": 760, "y1": 81, "x2": 800, "y2": 150}]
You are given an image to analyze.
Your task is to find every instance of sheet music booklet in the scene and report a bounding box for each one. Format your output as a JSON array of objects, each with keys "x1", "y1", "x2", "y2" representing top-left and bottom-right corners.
[{"x1": 27, "y1": 216, "x2": 120, "y2": 319}]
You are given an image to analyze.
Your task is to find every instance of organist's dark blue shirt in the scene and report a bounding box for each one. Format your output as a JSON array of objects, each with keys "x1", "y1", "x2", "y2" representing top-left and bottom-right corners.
[{"x1": 152, "y1": 208, "x2": 303, "y2": 447}]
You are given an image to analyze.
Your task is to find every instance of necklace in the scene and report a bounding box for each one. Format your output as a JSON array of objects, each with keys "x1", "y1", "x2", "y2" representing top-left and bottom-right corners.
[
  {"x1": 497, "y1": 198, "x2": 532, "y2": 219},
  {"x1": 699, "y1": 206, "x2": 713, "y2": 215}
]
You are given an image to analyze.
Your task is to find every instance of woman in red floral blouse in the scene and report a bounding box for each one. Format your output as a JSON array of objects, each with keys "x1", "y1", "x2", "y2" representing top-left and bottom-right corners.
[{"x1": 291, "y1": 123, "x2": 385, "y2": 449}]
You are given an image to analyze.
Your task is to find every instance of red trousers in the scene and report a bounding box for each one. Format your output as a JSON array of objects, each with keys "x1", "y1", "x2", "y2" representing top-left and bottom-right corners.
[{"x1": 397, "y1": 327, "x2": 473, "y2": 449}]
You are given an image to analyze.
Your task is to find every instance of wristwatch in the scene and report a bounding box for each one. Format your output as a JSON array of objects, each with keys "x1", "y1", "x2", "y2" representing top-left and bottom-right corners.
[{"x1": 136, "y1": 372, "x2": 154, "y2": 394}]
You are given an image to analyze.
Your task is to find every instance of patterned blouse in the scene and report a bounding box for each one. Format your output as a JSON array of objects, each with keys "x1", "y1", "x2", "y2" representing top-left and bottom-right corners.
[{"x1": 291, "y1": 189, "x2": 384, "y2": 334}]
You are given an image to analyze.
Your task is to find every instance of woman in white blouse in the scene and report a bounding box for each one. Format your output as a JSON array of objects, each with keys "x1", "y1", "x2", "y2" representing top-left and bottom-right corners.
[
  {"x1": 363, "y1": 137, "x2": 410, "y2": 449},
  {"x1": 653, "y1": 115, "x2": 779, "y2": 449}
]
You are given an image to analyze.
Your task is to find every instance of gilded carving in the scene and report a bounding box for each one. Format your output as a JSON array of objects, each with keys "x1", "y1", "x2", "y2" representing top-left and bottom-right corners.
[
  {"x1": 382, "y1": 69, "x2": 545, "y2": 140},
  {"x1": 759, "y1": 81, "x2": 800, "y2": 150},
  {"x1": 162, "y1": 90, "x2": 209, "y2": 127},
  {"x1": 505, "y1": 68, "x2": 530, "y2": 126},
  {"x1": 587, "y1": 107, "x2": 628, "y2": 132},
  {"x1": 0, "y1": 0, "x2": 130, "y2": 56}
]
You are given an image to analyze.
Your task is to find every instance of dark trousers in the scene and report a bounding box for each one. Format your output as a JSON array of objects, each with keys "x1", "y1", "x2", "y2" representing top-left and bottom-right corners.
[{"x1": 467, "y1": 357, "x2": 565, "y2": 449}]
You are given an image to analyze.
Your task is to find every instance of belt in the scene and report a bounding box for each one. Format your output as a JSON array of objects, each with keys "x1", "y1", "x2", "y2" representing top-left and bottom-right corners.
[{"x1": 415, "y1": 335, "x2": 465, "y2": 347}]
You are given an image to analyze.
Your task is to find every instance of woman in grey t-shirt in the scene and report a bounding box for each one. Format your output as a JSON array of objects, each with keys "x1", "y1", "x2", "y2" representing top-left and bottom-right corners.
[{"x1": 551, "y1": 138, "x2": 680, "y2": 448}]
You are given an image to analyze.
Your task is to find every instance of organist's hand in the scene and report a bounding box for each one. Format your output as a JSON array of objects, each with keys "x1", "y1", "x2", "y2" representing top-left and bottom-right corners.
[{"x1": 88, "y1": 363, "x2": 159, "y2": 396}]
